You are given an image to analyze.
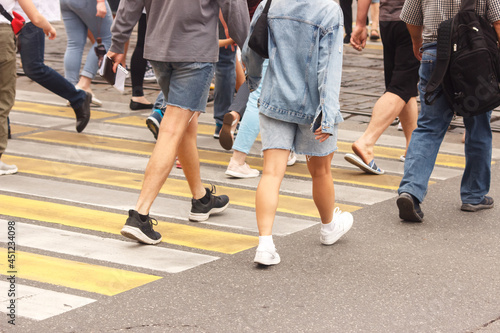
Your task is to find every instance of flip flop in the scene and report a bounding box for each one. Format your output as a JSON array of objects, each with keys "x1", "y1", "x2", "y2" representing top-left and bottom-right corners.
[{"x1": 344, "y1": 153, "x2": 385, "y2": 175}]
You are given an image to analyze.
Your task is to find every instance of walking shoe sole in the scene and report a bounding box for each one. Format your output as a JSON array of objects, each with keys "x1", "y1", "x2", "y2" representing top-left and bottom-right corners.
[
  {"x1": 188, "y1": 202, "x2": 229, "y2": 222},
  {"x1": 0, "y1": 168, "x2": 18, "y2": 176},
  {"x1": 120, "y1": 226, "x2": 162, "y2": 245},
  {"x1": 461, "y1": 202, "x2": 494, "y2": 212},
  {"x1": 219, "y1": 113, "x2": 235, "y2": 150},
  {"x1": 397, "y1": 195, "x2": 423, "y2": 222},
  {"x1": 320, "y1": 225, "x2": 353, "y2": 245},
  {"x1": 254, "y1": 252, "x2": 281, "y2": 266},
  {"x1": 225, "y1": 169, "x2": 259, "y2": 178},
  {"x1": 146, "y1": 117, "x2": 160, "y2": 140}
]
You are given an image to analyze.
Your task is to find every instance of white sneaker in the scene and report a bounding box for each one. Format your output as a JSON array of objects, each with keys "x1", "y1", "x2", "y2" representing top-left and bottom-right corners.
[
  {"x1": 287, "y1": 151, "x2": 297, "y2": 166},
  {"x1": 225, "y1": 158, "x2": 259, "y2": 178},
  {"x1": 320, "y1": 207, "x2": 353, "y2": 245},
  {"x1": 0, "y1": 160, "x2": 18, "y2": 175},
  {"x1": 254, "y1": 248, "x2": 280, "y2": 265}
]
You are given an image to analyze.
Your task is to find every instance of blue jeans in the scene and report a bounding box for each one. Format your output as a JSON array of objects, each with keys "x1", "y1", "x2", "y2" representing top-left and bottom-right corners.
[
  {"x1": 213, "y1": 46, "x2": 236, "y2": 125},
  {"x1": 60, "y1": 0, "x2": 113, "y2": 84},
  {"x1": 232, "y1": 60, "x2": 268, "y2": 154},
  {"x1": 18, "y1": 23, "x2": 86, "y2": 108},
  {"x1": 398, "y1": 44, "x2": 492, "y2": 205}
]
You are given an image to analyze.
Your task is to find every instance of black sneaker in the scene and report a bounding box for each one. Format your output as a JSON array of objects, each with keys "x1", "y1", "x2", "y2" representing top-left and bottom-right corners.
[
  {"x1": 120, "y1": 210, "x2": 162, "y2": 244},
  {"x1": 73, "y1": 92, "x2": 92, "y2": 133},
  {"x1": 461, "y1": 196, "x2": 494, "y2": 212},
  {"x1": 396, "y1": 192, "x2": 424, "y2": 222},
  {"x1": 189, "y1": 185, "x2": 229, "y2": 222}
]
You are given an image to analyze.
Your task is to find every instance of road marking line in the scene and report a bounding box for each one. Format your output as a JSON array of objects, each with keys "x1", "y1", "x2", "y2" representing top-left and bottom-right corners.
[{"x1": 13, "y1": 101, "x2": 113, "y2": 120}]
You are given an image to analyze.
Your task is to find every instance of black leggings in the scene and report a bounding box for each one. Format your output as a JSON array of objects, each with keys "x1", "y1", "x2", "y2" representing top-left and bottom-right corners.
[{"x1": 130, "y1": 13, "x2": 148, "y2": 97}]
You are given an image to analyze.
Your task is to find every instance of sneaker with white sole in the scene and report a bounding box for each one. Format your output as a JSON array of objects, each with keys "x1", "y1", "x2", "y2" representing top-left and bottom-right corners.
[
  {"x1": 120, "y1": 209, "x2": 162, "y2": 245},
  {"x1": 320, "y1": 207, "x2": 353, "y2": 245},
  {"x1": 0, "y1": 160, "x2": 18, "y2": 175},
  {"x1": 225, "y1": 158, "x2": 259, "y2": 178},
  {"x1": 189, "y1": 185, "x2": 229, "y2": 222},
  {"x1": 143, "y1": 62, "x2": 156, "y2": 82},
  {"x1": 254, "y1": 248, "x2": 281, "y2": 265},
  {"x1": 287, "y1": 151, "x2": 297, "y2": 166}
]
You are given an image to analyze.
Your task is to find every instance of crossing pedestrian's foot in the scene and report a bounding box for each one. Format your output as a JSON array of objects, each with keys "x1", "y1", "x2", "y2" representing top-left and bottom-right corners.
[
  {"x1": 254, "y1": 248, "x2": 280, "y2": 266},
  {"x1": 146, "y1": 109, "x2": 163, "y2": 140},
  {"x1": 320, "y1": 207, "x2": 353, "y2": 245},
  {"x1": 189, "y1": 185, "x2": 229, "y2": 222},
  {"x1": 461, "y1": 196, "x2": 494, "y2": 212},
  {"x1": 219, "y1": 112, "x2": 239, "y2": 150},
  {"x1": 0, "y1": 160, "x2": 18, "y2": 175},
  {"x1": 396, "y1": 192, "x2": 424, "y2": 222},
  {"x1": 120, "y1": 210, "x2": 162, "y2": 245},
  {"x1": 73, "y1": 92, "x2": 92, "y2": 133}
]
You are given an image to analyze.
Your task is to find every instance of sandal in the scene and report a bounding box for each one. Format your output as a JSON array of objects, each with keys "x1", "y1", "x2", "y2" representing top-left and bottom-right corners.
[{"x1": 370, "y1": 29, "x2": 380, "y2": 41}]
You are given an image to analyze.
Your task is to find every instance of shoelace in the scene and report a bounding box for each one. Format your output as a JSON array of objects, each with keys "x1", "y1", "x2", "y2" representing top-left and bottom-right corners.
[
  {"x1": 146, "y1": 216, "x2": 158, "y2": 229},
  {"x1": 209, "y1": 184, "x2": 217, "y2": 195}
]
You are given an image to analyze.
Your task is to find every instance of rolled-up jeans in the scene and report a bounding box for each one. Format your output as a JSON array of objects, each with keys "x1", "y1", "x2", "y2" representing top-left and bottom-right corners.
[
  {"x1": 60, "y1": 0, "x2": 113, "y2": 84},
  {"x1": 398, "y1": 43, "x2": 492, "y2": 205}
]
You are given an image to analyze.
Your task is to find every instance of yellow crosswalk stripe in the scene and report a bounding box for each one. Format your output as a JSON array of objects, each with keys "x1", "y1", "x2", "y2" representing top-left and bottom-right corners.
[
  {"x1": 0, "y1": 194, "x2": 257, "y2": 254},
  {"x1": 9, "y1": 124, "x2": 36, "y2": 135},
  {"x1": 19, "y1": 130, "x2": 408, "y2": 191},
  {"x1": 3, "y1": 154, "x2": 360, "y2": 217},
  {"x1": 0, "y1": 248, "x2": 161, "y2": 296},
  {"x1": 13, "y1": 101, "x2": 114, "y2": 120}
]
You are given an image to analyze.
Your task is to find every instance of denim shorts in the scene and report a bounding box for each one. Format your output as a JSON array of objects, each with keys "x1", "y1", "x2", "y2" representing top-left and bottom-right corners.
[
  {"x1": 259, "y1": 114, "x2": 338, "y2": 157},
  {"x1": 150, "y1": 61, "x2": 215, "y2": 112}
]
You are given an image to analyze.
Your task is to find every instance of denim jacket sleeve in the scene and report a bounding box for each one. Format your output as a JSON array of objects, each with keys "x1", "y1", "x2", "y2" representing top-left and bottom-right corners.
[
  {"x1": 241, "y1": 1, "x2": 265, "y2": 92},
  {"x1": 312, "y1": 19, "x2": 344, "y2": 135}
]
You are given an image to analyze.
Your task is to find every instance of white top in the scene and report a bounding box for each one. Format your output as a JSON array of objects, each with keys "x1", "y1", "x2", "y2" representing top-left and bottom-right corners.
[
  {"x1": 0, "y1": 0, "x2": 16, "y2": 24},
  {"x1": 14, "y1": 0, "x2": 60, "y2": 23}
]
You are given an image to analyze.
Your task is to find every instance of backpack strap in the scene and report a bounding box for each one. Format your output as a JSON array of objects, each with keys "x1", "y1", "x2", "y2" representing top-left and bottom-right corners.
[
  {"x1": 0, "y1": 4, "x2": 14, "y2": 22},
  {"x1": 424, "y1": 18, "x2": 454, "y2": 105},
  {"x1": 262, "y1": 0, "x2": 272, "y2": 14},
  {"x1": 461, "y1": 0, "x2": 477, "y2": 12}
]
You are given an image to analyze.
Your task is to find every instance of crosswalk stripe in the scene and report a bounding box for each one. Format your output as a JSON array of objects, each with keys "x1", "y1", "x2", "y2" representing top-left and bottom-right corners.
[
  {"x1": 0, "y1": 194, "x2": 258, "y2": 254},
  {"x1": 1, "y1": 220, "x2": 219, "y2": 273},
  {"x1": 0, "y1": 281, "x2": 96, "y2": 321},
  {"x1": 13, "y1": 101, "x2": 114, "y2": 120},
  {"x1": 3, "y1": 154, "x2": 361, "y2": 216},
  {"x1": 17, "y1": 130, "x2": 408, "y2": 192},
  {"x1": 9, "y1": 124, "x2": 36, "y2": 135},
  {"x1": 0, "y1": 248, "x2": 161, "y2": 296}
]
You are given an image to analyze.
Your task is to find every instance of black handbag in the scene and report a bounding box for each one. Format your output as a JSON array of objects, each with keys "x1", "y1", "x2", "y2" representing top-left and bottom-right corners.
[{"x1": 248, "y1": 0, "x2": 272, "y2": 58}]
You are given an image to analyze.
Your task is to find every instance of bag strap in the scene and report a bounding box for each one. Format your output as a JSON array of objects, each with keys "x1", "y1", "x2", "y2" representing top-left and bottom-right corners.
[
  {"x1": 0, "y1": 4, "x2": 14, "y2": 22},
  {"x1": 424, "y1": 18, "x2": 454, "y2": 105},
  {"x1": 262, "y1": 0, "x2": 272, "y2": 14},
  {"x1": 461, "y1": 0, "x2": 477, "y2": 12}
]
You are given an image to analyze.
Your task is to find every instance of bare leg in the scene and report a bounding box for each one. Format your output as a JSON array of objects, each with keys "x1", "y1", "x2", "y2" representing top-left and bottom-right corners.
[
  {"x1": 397, "y1": 97, "x2": 418, "y2": 156},
  {"x1": 232, "y1": 149, "x2": 248, "y2": 165},
  {"x1": 255, "y1": 149, "x2": 289, "y2": 236},
  {"x1": 135, "y1": 106, "x2": 197, "y2": 214},
  {"x1": 307, "y1": 153, "x2": 335, "y2": 224},
  {"x1": 370, "y1": 2, "x2": 379, "y2": 33},
  {"x1": 235, "y1": 59, "x2": 245, "y2": 92},
  {"x1": 352, "y1": 91, "x2": 406, "y2": 164}
]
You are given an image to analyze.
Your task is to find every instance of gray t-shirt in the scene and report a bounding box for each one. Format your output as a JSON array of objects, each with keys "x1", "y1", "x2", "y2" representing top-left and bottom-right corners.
[
  {"x1": 379, "y1": 0, "x2": 405, "y2": 22},
  {"x1": 110, "y1": 0, "x2": 250, "y2": 63}
]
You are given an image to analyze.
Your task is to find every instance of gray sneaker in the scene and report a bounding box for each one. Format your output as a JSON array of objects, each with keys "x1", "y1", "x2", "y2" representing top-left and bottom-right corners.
[
  {"x1": 0, "y1": 160, "x2": 18, "y2": 175},
  {"x1": 461, "y1": 196, "x2": 494, "y2": 212}
]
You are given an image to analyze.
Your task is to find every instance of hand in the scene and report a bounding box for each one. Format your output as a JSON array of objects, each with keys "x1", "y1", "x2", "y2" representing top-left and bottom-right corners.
[
  {"x1": 44, "y1": 25, "x2": 56, "y2": 40},
  {"x1": 314, "y1": 127, "x2": 331, "y2": 143},
  {"x1": 412, "y1": 43, "x2": 422, "y2": 61},
  {"x1": 96, "y1": 1, "x2": 107, "y2": 18},
  {"x1": 106, "y1": 51, "x2": 124, "y2": 73},
  {"x1": 350, "y1": 25, "x2": 367, "y2": 51}
]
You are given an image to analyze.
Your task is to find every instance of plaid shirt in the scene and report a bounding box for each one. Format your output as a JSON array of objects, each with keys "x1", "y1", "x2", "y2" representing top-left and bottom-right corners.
[{"x1": 401, "y1": 0, "x2": 500, "y2": 43}]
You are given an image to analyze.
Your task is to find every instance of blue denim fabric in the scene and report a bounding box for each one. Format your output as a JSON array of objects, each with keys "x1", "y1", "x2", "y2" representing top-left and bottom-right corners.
[
  {"x1": 60, "y1": 0, "x2": 113, "y2": 84},
  {"x1": 18, "y1": 23, "x2": 86, "y2": 108},
  {"x1": 213, "y1": 46, "x2": 236, "y2": 125},
  {"x1": 398, "y1": 44, "x2": 492, "y2": 205},
  {"x1": 154, "y1": 91, "x2": 166, "y2": 111},
  {"x1": 243, "y1": 0, "x2": 344, "y2": 135},
  {"x1": 232, "y1": 60, "x2": 268, "y2": 154},
  {"x1": 150, "y1": 61, "x2": 215, "y2": 112},
  {"x1": 259, "y1": 113, "x2": 338, "y2": 156}
]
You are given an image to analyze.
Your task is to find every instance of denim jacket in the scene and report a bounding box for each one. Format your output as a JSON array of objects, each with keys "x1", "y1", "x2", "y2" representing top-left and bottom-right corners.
[{"x1": 242, "y1": 0, "x2": 344, "y2": 134}]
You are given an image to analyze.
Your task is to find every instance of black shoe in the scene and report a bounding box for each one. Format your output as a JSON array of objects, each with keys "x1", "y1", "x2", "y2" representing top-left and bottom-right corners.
[
  {"x1": 130, "y1": 100, "x2": 154, "y2": 110},
  {"x1": 343, "y1": 34, "x2": 351, "y2": 44},
  {"x1": 189, "y1": 185, "x2": 229, "y2": 222},
  {"x1": 73, "y1": 92, "x2": 92, "y2": 133},
  {"x1": 120, "y1": 209, "x2": 162, "y2": 244},
  {"x1": 461, "y1": 196, "x2": 494, "y2": 212},
  {"x1": 397, "y1": 192, "x2": 424, "y2": 222}
]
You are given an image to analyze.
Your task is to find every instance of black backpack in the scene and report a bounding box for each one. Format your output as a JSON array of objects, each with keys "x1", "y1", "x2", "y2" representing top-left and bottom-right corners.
[{"x1": 424, "y1": 0, "x2": 500, "y2": 117}]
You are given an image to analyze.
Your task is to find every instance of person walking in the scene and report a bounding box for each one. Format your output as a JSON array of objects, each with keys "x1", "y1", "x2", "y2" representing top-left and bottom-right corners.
[
  {"x1": 1, "y1": 0, "x2": 55, "y2": 175},
  {"x1": 346, "y1": 0, "x2": 419, "y2": 174},
  {"x1": 245, "y1": 0, "x2": 353, "y2": 265},
  {"x1": 396, "y1": 0, "x2": 498, "y2": 222},
  {"x1": 107, "y1": 0, "x2": 249, "y2": 244},
  {"x1": 15, "y1": 0, "x2": 92, "y2": 133}
]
